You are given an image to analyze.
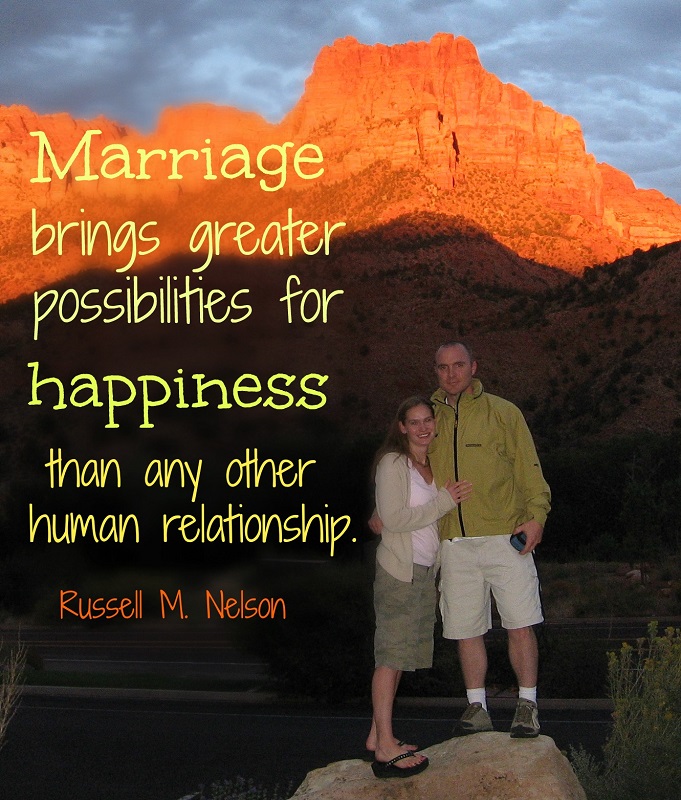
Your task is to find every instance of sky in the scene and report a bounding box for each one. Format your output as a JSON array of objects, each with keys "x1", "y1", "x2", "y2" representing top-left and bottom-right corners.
[{"x1": 2, "y1": 0, "x2": 680, "y2": 202}]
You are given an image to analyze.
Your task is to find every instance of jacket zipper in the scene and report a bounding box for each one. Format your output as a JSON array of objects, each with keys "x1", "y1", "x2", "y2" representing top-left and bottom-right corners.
[{"x1": 454, "y1": 394, "x2": 467, "y2": 537}]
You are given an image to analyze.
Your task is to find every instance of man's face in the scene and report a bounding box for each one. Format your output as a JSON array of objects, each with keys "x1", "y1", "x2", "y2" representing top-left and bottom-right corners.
[{"x1": 435, "y1": 345, "x2": 477, "y2": 399}]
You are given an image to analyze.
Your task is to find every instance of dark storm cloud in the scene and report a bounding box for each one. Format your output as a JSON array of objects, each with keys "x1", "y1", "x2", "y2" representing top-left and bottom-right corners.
[{"x1": 1, "y1": 0, "x2": 679, "y2": 200}]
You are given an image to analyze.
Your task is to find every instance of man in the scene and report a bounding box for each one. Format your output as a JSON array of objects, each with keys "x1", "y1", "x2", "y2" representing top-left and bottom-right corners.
[{"x1": 429, "y1": 341, "x2": 550, "y2": 738}]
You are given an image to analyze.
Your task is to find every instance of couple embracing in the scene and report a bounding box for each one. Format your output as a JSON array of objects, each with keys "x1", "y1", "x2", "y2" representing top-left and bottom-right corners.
[{"x1": 367, "y1": 342, "x2": 551, "y2": 779}]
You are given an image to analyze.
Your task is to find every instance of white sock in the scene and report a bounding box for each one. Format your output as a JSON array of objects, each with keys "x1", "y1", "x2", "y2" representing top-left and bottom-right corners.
[
  {"x1": 518, "y1": 686, "x2": 537, "y2": 704},
  {"x1": 466, "y1": 688, "x2": 487, "y2": 710}
]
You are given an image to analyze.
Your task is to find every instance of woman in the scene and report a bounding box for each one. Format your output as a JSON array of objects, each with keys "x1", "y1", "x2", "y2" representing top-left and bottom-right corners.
[{"x1": 367, "y1": 396, "x2": 472, "y2": 778}]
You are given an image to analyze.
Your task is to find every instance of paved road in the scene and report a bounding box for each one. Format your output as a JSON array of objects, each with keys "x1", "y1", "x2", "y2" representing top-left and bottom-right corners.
[
  {"x1": 12, "y1": 617, "x2": 679, "y2": 682},
  {"x1": 1, "y1": 691, "x2": 612, "y2": 800},
  {"x1": 7, "y1": 626, "x2": 269, "y2": 683}
]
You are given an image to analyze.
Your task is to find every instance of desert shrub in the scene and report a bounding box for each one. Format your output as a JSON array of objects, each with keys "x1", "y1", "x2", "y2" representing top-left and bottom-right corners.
[
  {"x1": 571, "y1": 624, "x2": 681, "y2": 799},
  {"x1": 193, "y1": 776, "x2": 294, "y2": 800},
  {"x1": 0, "y1": 639, "x2": 25, "y2": 749}
]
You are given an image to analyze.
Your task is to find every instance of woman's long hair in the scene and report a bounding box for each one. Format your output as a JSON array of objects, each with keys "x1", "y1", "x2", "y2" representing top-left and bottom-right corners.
[{"x1": 373, "y1": 395, "x2": 435, "y2": 472}]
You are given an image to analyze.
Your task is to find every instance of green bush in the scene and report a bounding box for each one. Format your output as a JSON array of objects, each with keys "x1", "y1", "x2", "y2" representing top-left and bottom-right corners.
[{"x1": 571, "y1": 623, "x2": 681, "y2": 799}]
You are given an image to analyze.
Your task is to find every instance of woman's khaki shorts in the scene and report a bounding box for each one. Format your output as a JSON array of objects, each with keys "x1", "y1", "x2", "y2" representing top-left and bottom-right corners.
[
  {"x1": 373, "y1": 561, "x2": 437, "y2": 671},
  {"x1": 439, "y1": 535, "x2": 543, "y2": 640}
]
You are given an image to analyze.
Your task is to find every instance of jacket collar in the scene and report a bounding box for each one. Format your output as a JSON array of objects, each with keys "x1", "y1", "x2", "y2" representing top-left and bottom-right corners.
[{"x1": 432, "y1": 378, "x2": 484, "y2": 407}]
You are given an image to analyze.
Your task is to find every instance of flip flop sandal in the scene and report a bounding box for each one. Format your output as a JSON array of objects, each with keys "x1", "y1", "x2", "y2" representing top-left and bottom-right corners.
[
  {"x1": 371, "y1": 751, "x2": 429, "y2": 779},
  {"x1": 363, "y1": 741, "x2": 418, "y2": 762}
]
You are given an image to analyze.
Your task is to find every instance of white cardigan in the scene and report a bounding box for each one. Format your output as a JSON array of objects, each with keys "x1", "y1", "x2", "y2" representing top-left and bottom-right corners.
[{"x1": 375, "y1": 452, "x2": 457, "y2": 582}]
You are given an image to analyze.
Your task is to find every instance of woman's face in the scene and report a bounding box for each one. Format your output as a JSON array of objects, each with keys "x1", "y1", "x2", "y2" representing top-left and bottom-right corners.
[{"x1": 398, "y1": 404, "x2": 436, "y2": 449}]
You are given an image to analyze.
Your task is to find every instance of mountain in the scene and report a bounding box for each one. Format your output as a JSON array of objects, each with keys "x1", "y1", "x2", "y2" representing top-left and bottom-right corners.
[
  {"x1": 281, "y1": 34, "x2": 681, "y2": 265},
  {"x1": 1, "y1": 215, "x2": 679, "y2": 590},
  {"x1": 3, "y1": 222, "x2": 679, "y2": 450},
  {"x1": 2, "y1": 33, "x2": 681, "y2": 301}
]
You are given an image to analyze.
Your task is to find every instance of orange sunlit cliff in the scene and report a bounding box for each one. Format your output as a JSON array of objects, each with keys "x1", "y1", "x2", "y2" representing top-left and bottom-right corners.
[{"x1": 2, "y1": 33, "x2": 681, "y2": 301}]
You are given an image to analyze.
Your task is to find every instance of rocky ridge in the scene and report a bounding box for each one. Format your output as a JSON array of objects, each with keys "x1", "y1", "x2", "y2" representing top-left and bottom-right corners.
[{"x1": 281, "y1": 34, "x2": 681, "y2": 262}]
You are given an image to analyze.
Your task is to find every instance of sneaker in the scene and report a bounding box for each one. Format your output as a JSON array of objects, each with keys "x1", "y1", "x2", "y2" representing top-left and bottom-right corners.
[
  {"x1": 510, "y1": 699, "x2": 540, "y2": 738},
  {"x1": 453, "y1": 702, "x2": 494, "y2": 736}
]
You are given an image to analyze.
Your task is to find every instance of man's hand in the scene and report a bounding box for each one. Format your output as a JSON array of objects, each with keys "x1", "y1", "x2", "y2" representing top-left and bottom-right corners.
[
  {"x1": 368, "y1": 513, "x2": 383, "y2": 536},
  {"x1": 513, "y1": 519, "x2": 543, "y2": 555}
]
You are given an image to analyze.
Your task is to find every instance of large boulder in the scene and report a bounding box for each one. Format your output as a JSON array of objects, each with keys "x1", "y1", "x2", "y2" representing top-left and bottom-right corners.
[{"x1": 290, "y1": 732, "x2": 586, "y2": 800}]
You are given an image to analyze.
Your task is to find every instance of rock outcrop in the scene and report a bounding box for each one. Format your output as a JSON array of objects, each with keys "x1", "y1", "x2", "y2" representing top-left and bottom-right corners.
[
  {"x1": 0, "y1": 104, "x2": 130, "y2": 211},
  {"x1": 284, "y1": 35, "x2": 597, "y2": 207},
  {"x1": 281, "y1": 34, "x2": 681, "y2": 255},
  {"x1": 290, "y1": 733, "x2": 586, "y2": 800}
]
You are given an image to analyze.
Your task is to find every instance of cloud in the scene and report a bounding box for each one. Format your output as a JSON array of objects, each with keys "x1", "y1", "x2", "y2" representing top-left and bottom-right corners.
[{"x1": 1, "y1": 0, "x2": 679, "y2": 200}]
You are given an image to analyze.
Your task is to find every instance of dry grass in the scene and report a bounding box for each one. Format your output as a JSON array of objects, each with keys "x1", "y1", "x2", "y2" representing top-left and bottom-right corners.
[{"x1": 0, "y1": 639, "x2": 26, "y2": 749}]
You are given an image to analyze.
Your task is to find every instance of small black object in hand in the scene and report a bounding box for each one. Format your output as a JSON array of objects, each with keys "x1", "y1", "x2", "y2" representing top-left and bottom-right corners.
[{"x1": 510, "y1": 532, "x2": 527, "y2": 551}]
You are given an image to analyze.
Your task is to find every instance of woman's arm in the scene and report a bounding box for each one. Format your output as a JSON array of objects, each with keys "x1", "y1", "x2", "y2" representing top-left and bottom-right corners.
[{"x1": 375, "y1": 453, "x2": 459, "y2": 534}]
